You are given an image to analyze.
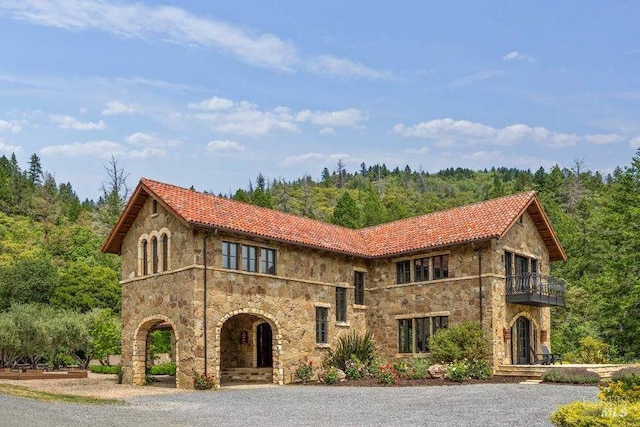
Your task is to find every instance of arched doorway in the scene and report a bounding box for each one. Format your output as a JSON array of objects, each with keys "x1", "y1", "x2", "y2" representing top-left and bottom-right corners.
[
  {"x1": 133, "y1": 316, "x2": 179, "y2": 388},
  {"x1": 216, "y1": 309, "x2": 282, "y2": 385},
  {"x1": 513, "y1": 316, "x2": 531, "y2": 365}
]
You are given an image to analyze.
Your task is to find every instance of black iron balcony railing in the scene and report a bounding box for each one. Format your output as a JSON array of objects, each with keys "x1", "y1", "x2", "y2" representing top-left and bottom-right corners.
[{"x1": 506, "y1": 274, "x2": 566, "y2": 307}]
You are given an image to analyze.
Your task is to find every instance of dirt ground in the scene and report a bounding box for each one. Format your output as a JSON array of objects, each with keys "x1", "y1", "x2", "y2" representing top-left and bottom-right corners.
[{"x1": 0, "y1": 373, "x2": 189, "y2": 399}]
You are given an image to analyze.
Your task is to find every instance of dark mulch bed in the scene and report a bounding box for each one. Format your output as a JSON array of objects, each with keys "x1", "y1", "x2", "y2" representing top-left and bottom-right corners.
[{"x1": 307, "y1": 376, "x2": 531, "y2": 387}]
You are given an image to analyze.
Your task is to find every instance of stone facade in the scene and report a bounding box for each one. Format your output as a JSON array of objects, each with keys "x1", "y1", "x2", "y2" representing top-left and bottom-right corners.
[{"x1": 117, "y1": 195, "x2": 560, "y2": 389}]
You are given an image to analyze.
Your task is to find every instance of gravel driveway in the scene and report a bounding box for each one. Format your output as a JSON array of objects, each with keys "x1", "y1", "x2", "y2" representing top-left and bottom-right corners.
[{"x1": 0, "y1": 383, "x2": 597, "y2": 427}]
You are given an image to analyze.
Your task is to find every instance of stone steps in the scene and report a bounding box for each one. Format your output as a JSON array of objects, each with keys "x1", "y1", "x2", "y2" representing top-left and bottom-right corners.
[
  {"x1": 221, "y1": 367, "x2": 273, "y2": 383},
  {"x1": 495, "y1": 364, "x2": 631, "y2": 379}
]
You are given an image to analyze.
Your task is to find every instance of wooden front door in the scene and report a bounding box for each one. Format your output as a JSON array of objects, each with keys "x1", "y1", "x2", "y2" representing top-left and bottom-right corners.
[
  {"x1": 256, "y1": 323, "x2": 273, "y2": 368},
  {"x1": 515, "y1": 317, "x2": 531, "y2": 365}
]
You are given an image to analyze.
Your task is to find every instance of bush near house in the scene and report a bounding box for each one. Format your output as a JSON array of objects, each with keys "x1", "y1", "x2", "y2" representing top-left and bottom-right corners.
[
  {"x1": 325, "y1": 331, "x2": 377, "y2": 373},
  {"x1": 428, "y1": 321, "x2": 491, "y2": 364},
  {"x1": 149, "y1": 362, "x2": 176, "y2": 376},
  {"x1": 541, "y1": 367, "x2": 601, "y2": 384}
]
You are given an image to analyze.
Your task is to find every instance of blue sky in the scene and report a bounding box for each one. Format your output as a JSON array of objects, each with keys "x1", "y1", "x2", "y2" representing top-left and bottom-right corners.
[{"x1": 0, "y1": 1, "x2": 639, "y2": 200}]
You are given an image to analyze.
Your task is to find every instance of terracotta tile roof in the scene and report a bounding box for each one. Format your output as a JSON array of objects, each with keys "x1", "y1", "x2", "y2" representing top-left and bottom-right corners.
[{"x1": 102, "y1": 178, "x2": 566, "y2": 261}]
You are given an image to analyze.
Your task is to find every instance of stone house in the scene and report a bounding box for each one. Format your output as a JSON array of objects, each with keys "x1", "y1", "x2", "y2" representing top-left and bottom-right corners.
[{"x1": 102, "y1": 178, "x2": 566, "y2": 389}]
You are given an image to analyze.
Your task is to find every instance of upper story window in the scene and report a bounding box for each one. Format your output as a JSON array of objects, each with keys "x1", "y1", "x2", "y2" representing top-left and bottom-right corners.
[
  {"x1": 396, "y1": 260, "x2": 411, "y2": 284},
  {"x1": 433, "y1": 255, "x2": 449, "y2": 280},
  {"x1": 336, "y1": 287, "x2": 347, "y2": 322},
  {"x1": 260, "y1": 248, "x2": 276, "y2": 275},
  {"x1": 152, "y1": 199, "x2": 158, "y2": 215},
  {"x1": 242, "y1": 245, "x2": 257, "y2": 272},
  {"x1": 151, "y1": 236, "x2": 159, "y2": 274},
  {"x1": 354, "y1": 271, "x2": 365, "y2": 305},
  {"x1": 161, "y1": 233, "x2": 169, "y2": 271},
  {"x1": 142, "y1": 239, "x2": 148, "y2": 276},
  {"x1": 222, "y1": 241, "x2": 239, "y2": 269},
  {"x1": 414, "y1": 257, "x2": 429, "y2": 282},
  {"x1": 138, "y1": 229, "x2": 171, "y2": 277}
]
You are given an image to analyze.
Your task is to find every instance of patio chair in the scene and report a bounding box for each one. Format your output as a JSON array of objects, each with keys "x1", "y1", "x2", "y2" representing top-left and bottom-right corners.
[{"x1": 537, "y1": 344, "x2": 562, "y2": 365}]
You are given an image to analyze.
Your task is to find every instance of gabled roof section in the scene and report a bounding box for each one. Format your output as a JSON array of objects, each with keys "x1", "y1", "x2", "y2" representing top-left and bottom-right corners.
[{"x1": 102, "y1": 178, "x2": 566, "y2": 262}]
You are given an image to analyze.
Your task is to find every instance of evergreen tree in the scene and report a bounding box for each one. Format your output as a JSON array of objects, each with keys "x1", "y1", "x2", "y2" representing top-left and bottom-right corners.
[{"x1": 330, "y1": 192, "x2": 360, "y2": 228}]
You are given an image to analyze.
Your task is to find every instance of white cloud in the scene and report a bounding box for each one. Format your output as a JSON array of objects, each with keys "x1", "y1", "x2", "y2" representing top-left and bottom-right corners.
[
  {"x1": 448, "y1": 70, "x2": 501, "y2": 88},
  {"x1": 307, "y1": 55, "x2": 391, "y2": 80},
  {"x1": 102, "y1": 100, "x2": 139, "y2": 116},
  {"x1": 190, "y1": 96, "x2": 366, "y2": 137},
  {"x1": 40, "y1": 140, "x2": 122, "y2": 157},
  {"x1": 0, "y1": 140, "x2": 21, "y2": 154},
  {"x1": 393, "y1": 118, "x2": 582, "y2": 148},
  {"x1": 319, "y1": 127, "x2": 335, "y2": 135},
  {"x1": 280, "y1": 152, "x2": 357, "y2": 166},
  {"x1": 502, "y1": 51, "x2": 535, "y2": 62},
  {"x1": 127, "y1": 132, "x2": 182, "y2": 147},
  {"x1": 296, "y1": 108, "x2": 366, "y2": 128},
  {"x1": 188, "y1": 97, "x2": 235, "y2": 111},
  {"x1": 583, "y1": 134, "x2": 625, "y2": 145},
  {"x1": 630, "y1": 137, "x2": 640, "y2": 149},
  {"x1": 50, "y1": 114, "x2": 106, "y2": 130},
  {"x1": 129, "y1": 147, "x2": 166, "y2": 159},
  {"x1": 0, "y1": 119, "x2": 24, "y2": 133},
  {"x1": 206, "y1": 139, "x2": 245, "y2": 152}
]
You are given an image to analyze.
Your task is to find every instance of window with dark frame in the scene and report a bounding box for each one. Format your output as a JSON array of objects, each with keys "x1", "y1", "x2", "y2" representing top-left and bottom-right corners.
[
  {"x1": 354, "y1": 271, "x2": 365, "y2": 305},
  {"x1": 161, "y1": 234, "x2": 168, "y2": 271},
  {"x1": 315, "y1": 307, "x2": 328, "y2": 343},
  {"x1": 432, "y1": 316, "x2": 449, "y2": 335},
  {"x1": 336, "y1": 287, "x2": 347, "y2": 322},
  {"x1": 398, "y1": 319, "x2": 413, "y2": 353},
  {"x1": 151, "y1": 236, "x2": 158, "y2": 274},
  {"x1": 415, "y1": 317, "x2": 429, "y2": 352},
  {"x1": 396, "y1": 260, "x2": 411, "y2": 284},
  {"x1": 433, "y1": 254, "x2": 449, "y2": 280},
  {"x1": 142, "y1": 239, "x2": 148, "y2": 276},
  {"x1": 242, "y1": 245, "x2": 257, "y2": 272},
  {"x1": 222, "y1": 241, "x2": 238, "y2": 270},
  {"x1": 260, "y1": 248, "x2": 276, "y2": 274},
  {"x1": 414, "y1": 257, "x2": 429, "y2": 282},
  {"x1": 152, "y1": 199, "x2": 158, "y2": 214}
]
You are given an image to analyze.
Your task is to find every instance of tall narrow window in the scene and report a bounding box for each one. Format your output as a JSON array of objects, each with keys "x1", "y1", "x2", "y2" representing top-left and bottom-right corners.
[
  {"x1": 432, "y1": 316, "x2": 449, "y2": 335},
  {"x1": 505, "y1": 251, "x2": 513, "y2": 290},
  {"x1": 415, "y1": 317, "x2": 429, "y2": 352},
  {"x1": 242, "y1": 245, "x2": 257, "y2": 272},
  {"x1": 396, "y1": 260, "x2": 411, "y2": 284},
  {"x1": 336, "y1": 287, "x2": 347, "y2": 322},
  {"x1": 222, "y1": 241, "x2": 238, "y2": 270},
  {"x1": 161, "y1": 234, "x2": 168, "y2": 271},
  {"x1": 433, "y1": 255, "x2": 449, "y2": 280},
  {"x1": 398, "y1": 319, "x2": 413, "y2": 353},
  {"x1": 414, "y1": 257, "x2": 429, "y2": 282},
  {"x1": 354, "y1": 271, "x2": 365, "y2": 305},
  {"x1": 142, "y1": 239, "x2": 148, "y2": 276},
  {"x1": 316, "y1": 307, "x2": 328, "y2": 343},
  {"x1": 260, "y1": 248, "x2": 276, "y2": 275},
  {"x1": 152, "y1": 199, "x2": 158, "y2": 214},
  {"x1": 151, "y1": 236, "x2": 158, "y2": 274}
]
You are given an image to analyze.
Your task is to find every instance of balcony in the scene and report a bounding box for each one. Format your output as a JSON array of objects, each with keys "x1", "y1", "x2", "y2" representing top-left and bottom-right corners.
[{"x1": 506, "y1": 274, "x2": 566, "y2": 307}]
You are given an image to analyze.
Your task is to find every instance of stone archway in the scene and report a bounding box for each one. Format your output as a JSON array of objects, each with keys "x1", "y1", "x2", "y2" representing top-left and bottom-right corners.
[
  {"x1": 215, "y1": 308, "x2": 283, "y2": 385},
  {"x1": 507, "y1": 312, "x2": 540, "y2": 365},
  {"x1": 132, "y1": 315, "x2": 180, "y2": 387}
]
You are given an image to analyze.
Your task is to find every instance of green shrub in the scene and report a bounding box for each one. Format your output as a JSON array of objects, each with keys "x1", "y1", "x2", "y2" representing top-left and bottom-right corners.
[
  {"x1": 407, "y1": 357, "x2": 429, "y2": 380},
  {"x1": 550, "y1": 401, "x2": 640, "y2": 427},
  {"x1": 89, "y1": 365, "x2": 121, "y2": 374},
  {"x1": 393, "y1": 360, "x2": 409, "y2": 378},
  {"x1": 378, "y1": 363, "x2": 398, "y2": 385},
  {"x1": 116, "y1": 365, "x2": 123, "y2": 384},
  {"x1": 295, "y1": 360, "x2": 314, "y2": 383},
  {"x1": 193, "y1": 372, "x2": 215, "y2": 390},
  {"x1": 446, "y1": 360, "x2": 470, "y2": 382},
  {"x1": 468, "y1": 359, "x2": 493, "y2": 379},
  {"x1": 611, "y1": 367, "x2": 640, "y2": 387},
  {"x1": 149, "y1": 362, "x2": 176, "y2": 376},
  {"x1": 324, "y1": 367, "x2": 339, "y2": 385},
  {"x1": 429, "y1": 321, "x2": 490, "y2": 364},
  {"x1": 599, "y1": 381, "x2": 640, "y2": 403},
  {"x1": 344, "y1": 355, "x2": 367, "y2": 380},
  {"x1": 325, "y1": 332, "x2": 377, "y2": 372},
  {"x1": 541, "y1": 368, "x2": 601, "y2": 384},
  {"x1": 367, "y1": 355, "x2": 385, "y2": 379},
  {"x1": 566, "y1": 337, "x2": 610, "y2": 364}
]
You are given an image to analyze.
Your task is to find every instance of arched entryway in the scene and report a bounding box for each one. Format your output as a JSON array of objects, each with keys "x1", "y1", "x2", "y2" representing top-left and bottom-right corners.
[
  {"x1": 509, "y1": 314, "x2": 538, "y2": 365},
  {"x1": 132, "y1": 315, "x2": 179, "y2": 388},
  {"x1": 216, "y1": 309, "x2": 282, "y2": 385}
]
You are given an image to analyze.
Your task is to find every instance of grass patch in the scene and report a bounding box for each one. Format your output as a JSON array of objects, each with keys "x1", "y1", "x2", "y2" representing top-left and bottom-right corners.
[{"x1": 0, "y1": 383, "x2": 124, "y2": 405}]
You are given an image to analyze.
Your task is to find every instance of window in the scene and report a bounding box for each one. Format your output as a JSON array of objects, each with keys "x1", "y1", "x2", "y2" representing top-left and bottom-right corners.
[
  {"x1": 161, "y1": 234, "x2": 168, "y2": 271},
  {"x1": 260, "y1": 248, "x2": 276, "y2": 275},
  {"x1": 242, "y1": 245, "x2": 257, "y2": 272},
  {"x1": 336, "y1": 287, "x2": 347, "y2": 322},
  {"x1": 152, "y1": 199, "x2": 158, "y2": 214},
  {"x1": 222, "y1": 241, "x2": 238, "y2": 269},
  {"x1": 316, "y1": 307, "x2": 328, "y2": 343},
  {"x1": 398, "y1": 316, "x2": 449, "y2": 354},
  {"x1": 396, "y1": 260, "x2": 411, "y2": 284},
  {"x1": 354, "y1": 271, "x2": 365, "y2": 305},
  {"x1": 142, "y1": 239, "x2": 148, "y2": 276},
  {"x1": 414, "y1": 257, "x2": 429, "y2": 282},
  {"x1": 151, "y1": 236, "x2": 158, "y2": 274},
  {"x1": 433, "y1": 254, "x2": 449, "y2": 280},
  {"x1": 398, "y1": 319, "x2": 413, "y2": 353}
]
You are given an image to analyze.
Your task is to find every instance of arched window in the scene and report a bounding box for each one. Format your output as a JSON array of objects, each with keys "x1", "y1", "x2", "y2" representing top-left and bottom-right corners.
[
  {"x1": 161, "y1": 233, "x2": 169, "y2": 271},
  {"x1": 142, "y1": 239, "x2": 148, "y2": 276},
  {"x1": 152, "y1": 236, "x2": 158, "y2": 274}
]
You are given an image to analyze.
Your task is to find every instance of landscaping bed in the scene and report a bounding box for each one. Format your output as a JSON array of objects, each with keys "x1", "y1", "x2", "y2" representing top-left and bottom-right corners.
[{"x1": 311, "y1": 375, "x2": 531, "y2": 387}]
